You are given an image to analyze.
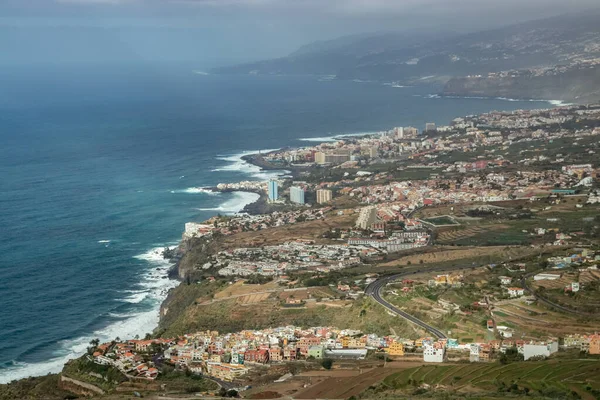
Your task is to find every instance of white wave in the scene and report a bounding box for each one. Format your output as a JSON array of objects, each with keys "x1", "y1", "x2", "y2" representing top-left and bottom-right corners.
[
  {"x1": 431, "y1": 94, "x2": 562, "y2": 105},
  {"x1": 195, "y1": 191, "x2": 260, "y2": 215},
  {"x1": 121, "y1": 292, "x2": 148, "y2": 304},
  {"x1": 212, "y1": 149, "x2": 287, "y2": 181},
  {"x1": 97, "y1": 240, "x2": 111, "y2": 244},
  {"x1": 0, "y1": 246, "x2": 179, "y2": 384},
  {"x1": 383, "y1": 82, "x2": 411, "y2": 88},
  {"x1": 171, "y1": 187, "x2": 219, "y2": 195},
  {"x1": 547, "y1": 100, "x2": 572, "y2": 106},
  {"x1": 193, "y1": 70, "x2": 210, "y2": 76},
  {"x1": 298, "y1": 131, "x2": 381, "y2": 142}
]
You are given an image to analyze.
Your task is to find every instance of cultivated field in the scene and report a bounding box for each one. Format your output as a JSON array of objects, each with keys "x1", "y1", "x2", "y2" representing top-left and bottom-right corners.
[
  {"x1": 382, "y1": 360, "x2": 600, "y2": 400},
  {"x1": 293, "y1": 367, "x2": 404, "y2": 400},
  {"x1": 493, "y1": 299, "x2": 600, "y2": 337}
]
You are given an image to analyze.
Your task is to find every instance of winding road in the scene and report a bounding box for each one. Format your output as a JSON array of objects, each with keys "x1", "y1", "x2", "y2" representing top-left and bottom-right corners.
[{"x1": 365, "y1": 270, "x2": 448, "y2": 339}]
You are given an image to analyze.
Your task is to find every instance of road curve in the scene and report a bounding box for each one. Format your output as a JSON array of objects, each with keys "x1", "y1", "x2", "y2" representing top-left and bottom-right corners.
[
  {"x1": 365, "y1": 272, "x2": 447, "y2": 339},
  {"x1": 521, "y1": 275, "x2": 598, "y2": 317}
]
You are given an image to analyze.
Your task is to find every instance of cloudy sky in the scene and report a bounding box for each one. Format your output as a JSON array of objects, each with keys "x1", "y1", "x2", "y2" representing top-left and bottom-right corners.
[{"x1": 1, "y1": 0, "x2": 598, "y2": 68}]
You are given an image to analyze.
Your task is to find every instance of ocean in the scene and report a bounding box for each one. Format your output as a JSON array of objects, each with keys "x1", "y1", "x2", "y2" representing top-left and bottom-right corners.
[{"x1": 0, "y1": 64, "x2": 554, "y2": 383}]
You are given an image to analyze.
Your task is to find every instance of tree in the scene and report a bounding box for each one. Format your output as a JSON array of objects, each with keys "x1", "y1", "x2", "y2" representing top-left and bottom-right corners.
[{"x1": 321, "y1": 359, "x2": 333, "y2": 370}]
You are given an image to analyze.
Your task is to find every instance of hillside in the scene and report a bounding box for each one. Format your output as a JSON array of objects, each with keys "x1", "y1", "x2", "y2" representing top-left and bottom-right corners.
[
  {"x1": 212, "y1": 11, "x2": 600, "y2": 102},
  {"x1": 443, "y1": 64, "x2": 600, "y2": 103}
]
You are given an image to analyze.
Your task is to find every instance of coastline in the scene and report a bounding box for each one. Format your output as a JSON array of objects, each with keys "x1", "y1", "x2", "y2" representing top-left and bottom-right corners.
[{"x1": 0, "y1": 88, "x2": 576, "y2": 386}]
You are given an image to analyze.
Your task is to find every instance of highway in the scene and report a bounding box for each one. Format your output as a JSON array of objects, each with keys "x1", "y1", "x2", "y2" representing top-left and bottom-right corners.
[{"x1": 365, "y1": 271, "x2": 447, "y2": 339}]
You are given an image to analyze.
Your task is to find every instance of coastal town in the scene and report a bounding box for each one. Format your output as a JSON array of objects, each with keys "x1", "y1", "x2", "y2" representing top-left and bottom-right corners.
[
  {"x1": 18, "y1": 103, "x2": 600, "y2": 399},
  {"x1": 89, "y1": 324, "x2": 600, "y2": 382},
  {"x1": 6, "y1": 5, "x2": 600, "y2": 400}
]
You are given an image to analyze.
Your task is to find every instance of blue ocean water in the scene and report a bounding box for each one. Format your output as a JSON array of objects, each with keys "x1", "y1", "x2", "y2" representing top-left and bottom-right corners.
[{"x1": 0, "y1": 65, "x2": 553, "y2": 382}]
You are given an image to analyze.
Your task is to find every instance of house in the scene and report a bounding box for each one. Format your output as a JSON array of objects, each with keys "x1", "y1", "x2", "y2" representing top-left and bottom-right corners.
[
  {"x1": 283, "y1": 346, "x2": 297, "y2": 361},
  {"x1": 269, "y1": 347, "x2": 283, "y2": 362},
  {"x1": 523, "y1": 342, "x2": 558, "y2": 360},
  {"x1": 469, "y1": 344, "x2": 481, "y2": 362},
  {"x1": 487, "y1": 319, "x2": 496, "y2": 331},
  {"x1": 423, "y1": 345, "x2": 445, "y2": 363},
  {"x1": 298, "y1": 336, "x2": 321, "y2": 355},
  {"x1": 564, "y1": 334, "x2": 585, "y2": 348},
  {"x1": 507, "y1": 287, "x2": 525, "y2": 298},
  {"x1": 207, "y1": 363, "x2": 248, "y2": 381},
  {"x1": 589, "y1": 334, "x2": 600, "y2": 355},
  {"x1": 497, "y1": 326, "x2": 514, "y2": 338},
  {"x1": 244, "y1": 349, "x2": 269, "y2": 364},
  {"x1": 499, "y1": 276, "x2": 512, "y2": 285},
  {"x1": 307, "y1": 345, "x2": 325, "y2": 359},
  {"x1": 347, "y1": 338, "x2": 366, "y2": 349},
  {"x1": 386, "y1": 342, "x2": 404, "y2": 356},
  {"x1": 564, "y1": 282, "x2": 580, "y2": 293}
]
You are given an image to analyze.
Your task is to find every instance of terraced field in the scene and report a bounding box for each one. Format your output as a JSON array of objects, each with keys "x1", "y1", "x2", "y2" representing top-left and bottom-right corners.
[
  {"x1": 382, "y1": 360, "x2": 600, "y2": 399},
  {"x1": 437, "y1": 226, "x2": 487, "y2": 244}
]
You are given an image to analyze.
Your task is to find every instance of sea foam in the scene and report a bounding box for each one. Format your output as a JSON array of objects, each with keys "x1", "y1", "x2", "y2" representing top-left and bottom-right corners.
[
  {"x1": 212, "y1": 149, "x2": 288, "y2": 181},
  {"x1": 195, "y1": 191, "x2": 260, "y2": 215},
  {"x1": 170, "y1": 187, "x2": 219, "y2": 195},
  {"x1": 0, "y1": 245, "x2": 178, "y2": 384},
  {"x1": 299, "y1": 131, "x2": 381, "y2": 142}
]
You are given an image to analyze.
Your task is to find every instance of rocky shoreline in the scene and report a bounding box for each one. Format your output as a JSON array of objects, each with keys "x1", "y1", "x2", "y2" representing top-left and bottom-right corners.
[{"x1": 159, "y1": 153, "x2": 301, "y2": 320}]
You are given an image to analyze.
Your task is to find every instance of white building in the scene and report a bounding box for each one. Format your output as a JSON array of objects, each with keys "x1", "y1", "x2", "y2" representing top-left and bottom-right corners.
[
  {"x1": 523, "y1": 342, "x2": 558, "y2": 360},
  {"x1": 355, "y1": 206, "x2": 378, "y2": 230},
  {"x1": 469, "y1": 344, "x2": 481, "y2": 362},
  {"x1": 499, "y1": 276, "x2": 512, "y2": 285},
  {"x1": 423, "y1": 345, "x2": 445, "y2": 363},
  {"x1": 289, "y1": 186, "x2": 305, "y2": 205},
  {"x1": 533, "y1": 273, "x2": 561, "y2": 281},
  {"x1": 507, "y1": 287, "x2": 525, "y2": 298}
]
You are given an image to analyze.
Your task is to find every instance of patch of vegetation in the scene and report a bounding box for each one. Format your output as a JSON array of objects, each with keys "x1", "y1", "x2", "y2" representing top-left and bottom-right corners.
[
  {"x1": 423, "y1": 216, "x2": 459, "y2": 226},
  {"x1": 62, "y1": 356, "x2": 126, "y2": 392},
  {"x1": 157, "y1": 366, "x2": 218, "y2": 393},
  {"x1": 159, "y1": 296, "x2": 415, "y2": 338},
  {"x1": 0, "y1": 374, "x2": 75, "y2": 400}
]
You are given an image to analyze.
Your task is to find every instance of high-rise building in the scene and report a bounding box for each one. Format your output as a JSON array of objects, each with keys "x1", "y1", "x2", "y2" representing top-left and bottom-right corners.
[
  {"x1": 289, "y1": 186, "x2": 305, "y2": 204},
  {"x1": 404, "y1": 127, "x2": 419, "y2": 138},
  {"x1": 316, "y1": 189, "x2": 332, "y2": 204},
  {"x1": 314, "y1": 152, "x2": 326, "y2": 165},
  {"x1": 395, "y1": 127, "x2": 404, "y2": 139},
  {"x1": 425, "y1": 122, "x2": 436, "y2": 132},
  {"x1": 355, "y1": 206, "x2": 378, "y2": 230},
  {"x1": 314, "y1": 151, "x2": 350, "y2": 165},
  {"x1": 268, "y1": 180, "x2": 278, "y2": 202}
]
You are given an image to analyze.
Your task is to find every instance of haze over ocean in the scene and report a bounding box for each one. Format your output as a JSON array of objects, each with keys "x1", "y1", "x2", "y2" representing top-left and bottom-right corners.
[{"x1": 0, "y1": 65, "x2": 552, "y2": 382}]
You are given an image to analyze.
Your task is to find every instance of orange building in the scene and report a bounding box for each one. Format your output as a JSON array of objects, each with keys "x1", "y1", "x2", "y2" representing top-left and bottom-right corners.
[{"x1": 589, "y1": 334, "x2": 600, "y2": 355}]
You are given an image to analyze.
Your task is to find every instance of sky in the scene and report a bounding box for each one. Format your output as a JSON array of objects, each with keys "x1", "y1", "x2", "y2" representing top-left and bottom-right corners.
[{"x1": 0, "y1": 0, "x2": 599, "y2": 68}]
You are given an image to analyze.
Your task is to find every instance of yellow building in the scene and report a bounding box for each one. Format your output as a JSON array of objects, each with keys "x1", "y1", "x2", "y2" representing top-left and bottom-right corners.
[
  {"x1": 341, "y1": 336, "x2": 350, "y2": 348},
  {"x1": 348, "y1": 338, "x2": 366, "y2": 349},
  {"x1": 386, "y1": 342, "x2": 404, "y2": 356},
  {"x1": 314, "y1": 152, "x2": 326, "y2": 165}
]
